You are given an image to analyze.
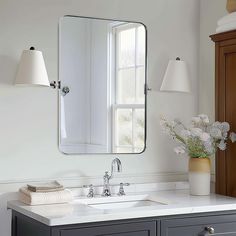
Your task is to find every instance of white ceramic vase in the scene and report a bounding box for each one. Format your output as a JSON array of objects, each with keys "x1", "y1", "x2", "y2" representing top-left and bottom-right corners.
[{"x1": 188, "y1": 157, "x2": 211, "y2": 196}]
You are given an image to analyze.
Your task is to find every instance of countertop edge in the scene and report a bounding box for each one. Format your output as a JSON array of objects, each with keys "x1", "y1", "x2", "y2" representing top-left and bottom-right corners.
[{"x1": 8, "y1": 201, "x2": 236, "y2": 226}]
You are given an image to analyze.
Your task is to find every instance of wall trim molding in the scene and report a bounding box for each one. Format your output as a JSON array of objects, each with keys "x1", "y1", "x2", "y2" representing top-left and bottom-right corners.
[
  {"x1": 0, "y1": 171, "x2": 215, "y2": 192},
  {"x1": 0, "y1": 172, "x2": 186, "y2": 192},
  {"x1": 0, "y1": 172, "x2": 215, "y2": 193}
]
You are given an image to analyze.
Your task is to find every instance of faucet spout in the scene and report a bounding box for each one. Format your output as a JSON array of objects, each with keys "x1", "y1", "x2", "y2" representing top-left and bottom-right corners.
[
  {"x1": 102, "y1": 158, "x2": 122, "y2": 197},
  {"x1": 111, "y1": 158, "x2": 122, "y2": 178}
]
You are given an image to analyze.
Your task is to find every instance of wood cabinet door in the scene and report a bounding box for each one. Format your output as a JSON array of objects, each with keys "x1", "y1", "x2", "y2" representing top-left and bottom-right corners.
[
  {"x1": 53, "y1": 220, "x2": 157, "y2": 236},
  {"x1": 211, "y1": 30, "x2": 236, "y2": 196},
  {"x1": 217, "y1": 44, "x2": 236, "y2": 197},
  {"x1": 161, "y1": 214, "x2": 236, "y2": 236}
]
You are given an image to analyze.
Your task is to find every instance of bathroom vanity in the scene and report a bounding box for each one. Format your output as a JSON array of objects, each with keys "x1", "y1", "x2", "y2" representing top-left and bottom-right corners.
[
  {"x1": 8, "y1": 189, "x2": 236, "y2": 236},
  {"x1": 11, "y1": 210, "x2": 236, "y2": 236}
]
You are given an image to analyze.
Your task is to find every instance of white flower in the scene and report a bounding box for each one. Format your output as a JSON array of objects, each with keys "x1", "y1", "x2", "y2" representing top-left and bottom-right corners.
[
  {"x1": 190, "y1": 128, "x2": 203, "y2": 137},
  {"x1": 230, "y1": 132, "x2": 236, "y2": 143},
  {"x1": 169, "y1": 121, "x2": 177, "y2": 128},
  {"x1": 209, "y1": 127, "x2": 222, "y2": 139},
  {"x1": 192, "y1": 117, "x2": 201, "y2": 124},
  {"x1": 174, "y1": 146, "x2": 185, "y2": 155},
  {"x1": 204, "y1": 140, "x2": 214, "y2": 154},
  {"x1": 160, "y1": 118, "x2": 170, "y2": 133},
  {"x1": 181, "y1": 130, "x2": 191, "y2": 140},
  {"x1": 160, "y1": 117, "x2": 176, "y2": 130},
  {"x1": 221, "y1": 122, "x2": 230, "y2": 132},
  {"x1": 160, "y1": 119, "x2": 167, "y2": 128},
  {"x1": 160, "y1": 114, "x2": 235, "y2": 158},
  {"x1": 192, "y1": 114, "x2": 209, "y2": 127},
  {"x1": 210, "y1": 122, "x2": 230, "y2": 139},
  {"x1": 198, "y1": 114, "x2": 210, "y2": 124},
  {"x1": 200, "y1": 132, "x2": 210, "y2": 142},
  {"x1": 218, "y1": 140, "x2": 226, "y2": 151},
  {"x1": 222, "y1": 131, "x2": 228, "y2": 139},
  {"x1": 212, "y1": 121, "x2": 221, "y2": 129}
]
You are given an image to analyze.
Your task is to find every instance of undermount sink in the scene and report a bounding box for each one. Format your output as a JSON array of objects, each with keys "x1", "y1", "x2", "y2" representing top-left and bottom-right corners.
[
  {"x1": 89, "y1": 199, "x2": 163, "y2": 210},
  {"x1": 75, "y1": 194, "x2": 169, "y2": 210}
]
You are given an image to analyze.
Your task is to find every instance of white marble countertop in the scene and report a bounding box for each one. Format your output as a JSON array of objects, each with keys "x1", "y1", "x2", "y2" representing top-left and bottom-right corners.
[{"x1": 7, "y1": 189, "x2": 236, "y2": 226}]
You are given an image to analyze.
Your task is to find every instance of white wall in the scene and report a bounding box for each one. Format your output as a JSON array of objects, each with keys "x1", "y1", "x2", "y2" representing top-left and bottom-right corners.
[
  {"x1": 199, "y1": 0, "x2": 227, "y2": 175},
  {"x1": 0, "y1": 0, "x2": 200, "y2": 235},
  {"x1": 199, "y1": 0, "x2": 227, "y2": 121}
]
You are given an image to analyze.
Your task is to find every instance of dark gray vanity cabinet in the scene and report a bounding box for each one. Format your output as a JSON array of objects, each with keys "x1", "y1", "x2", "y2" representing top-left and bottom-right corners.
[
  {"x1": 161, "y1": 214, "x2": 236, "y2": 236},
  {"x1": 52, "y1": 221, "x2": 157, "y2": 236},
  {"x1": 12, "y1": 211, "x2": 158, "y2": 236},
  {"x1": 11, "y1": 210, "x2": 236, "y2": 236}
]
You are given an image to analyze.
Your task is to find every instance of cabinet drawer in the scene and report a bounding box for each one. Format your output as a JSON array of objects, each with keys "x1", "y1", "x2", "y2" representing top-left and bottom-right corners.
[
  {"x1": 53, "y1": 220, "x2": 157, "y2": 236},
  {"x1": 161, "y1": 214, "x2": 236, "y2": 236}
]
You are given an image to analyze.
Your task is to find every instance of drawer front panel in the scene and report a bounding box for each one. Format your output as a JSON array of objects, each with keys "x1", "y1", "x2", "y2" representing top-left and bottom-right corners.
[
  {"x1": 161, "y1": 214, "x2": 236, "y2": 236},
  {"x1": 57, "y1": 221, "x2": 157, "y2": 236}
]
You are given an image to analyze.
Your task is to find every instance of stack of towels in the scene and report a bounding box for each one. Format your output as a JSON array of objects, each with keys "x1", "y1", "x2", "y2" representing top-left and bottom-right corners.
[
  {"x1": 217, "y1": 12, "x2": 236, "y2": 33},
  {"x1": 19, "y1": 181, "x2": 73, "y2": 205}
]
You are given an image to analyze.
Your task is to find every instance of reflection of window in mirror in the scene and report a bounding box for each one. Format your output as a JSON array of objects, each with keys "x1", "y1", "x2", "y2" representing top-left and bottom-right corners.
[{"x1": 109, "y1": 23, "x2": 146, "y2": 153}]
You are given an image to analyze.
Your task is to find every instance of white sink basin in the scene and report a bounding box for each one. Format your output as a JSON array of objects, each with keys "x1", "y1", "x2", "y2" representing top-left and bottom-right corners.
[
  {"x1": 89, "y1": 200, "x2": 163, "y2": 210},
  {"x1": 75, "y1": 194, "x2": 168, "y2": 210}
]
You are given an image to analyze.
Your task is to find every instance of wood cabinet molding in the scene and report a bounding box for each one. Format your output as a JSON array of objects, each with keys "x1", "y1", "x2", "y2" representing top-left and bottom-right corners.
[
  {"x1": 211, "y1": 30, "x2": 236, "y2": 197},
  {"x1": 210, "y1": 30, "x2": 236, "y2": 42}
]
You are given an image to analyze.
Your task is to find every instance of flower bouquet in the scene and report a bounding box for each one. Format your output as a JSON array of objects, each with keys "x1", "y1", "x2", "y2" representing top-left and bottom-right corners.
[{"x1": 160, "y1": 114, "x2": 236, "y2": 195}]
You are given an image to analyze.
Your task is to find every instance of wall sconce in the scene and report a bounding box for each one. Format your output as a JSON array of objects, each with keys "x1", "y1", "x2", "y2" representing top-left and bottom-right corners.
[
  {"x1": 160, "y1": 57, "x2": 191, "y2": 93},
  {"x1": 15, "y1": 47, "x2": 59, "y2": 89}
]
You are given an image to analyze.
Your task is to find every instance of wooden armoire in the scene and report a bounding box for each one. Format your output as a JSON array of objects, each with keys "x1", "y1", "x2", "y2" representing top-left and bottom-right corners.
[{"x1": 211, "y1": 30, "x2": 236, "y2": 197}]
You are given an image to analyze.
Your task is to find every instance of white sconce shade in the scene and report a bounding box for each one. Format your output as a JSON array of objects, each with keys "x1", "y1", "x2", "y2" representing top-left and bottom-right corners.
[
  {"x1": 160, "y1": 58, "x2": 191, "y2": 93},
  {"x1": 15, "y1": 47, "x2": 50, "y2": 87}
]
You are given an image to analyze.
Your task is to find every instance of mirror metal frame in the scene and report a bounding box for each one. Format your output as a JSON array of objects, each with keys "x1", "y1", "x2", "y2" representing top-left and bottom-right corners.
[{"x1": 58, "y1": 15, "x2": 148, "y2": 155}]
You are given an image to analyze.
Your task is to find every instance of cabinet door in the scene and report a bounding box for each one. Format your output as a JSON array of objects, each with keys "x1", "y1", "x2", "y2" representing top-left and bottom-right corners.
[
  {"x1": 211, "y1": 31, "x2": 236, "y2": 197},
  {"x1": 161, "y1": 214, "x2": 236, "y2": 236},
  {"x1": 221, "y1": 45, "x2": 236, "y2": 197},
  {"x1": 53, "y1": 221, "x2": 157, "y2": 236},
  {"x1": 12, "y1": 212, "x2": 51, "y2": 236},
  {"x1": 214, "y1": 44, "x2": 236, "y2": 196}
]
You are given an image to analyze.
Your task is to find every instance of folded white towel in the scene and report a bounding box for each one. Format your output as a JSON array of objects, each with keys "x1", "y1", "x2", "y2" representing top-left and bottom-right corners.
[
  {"x1": 27, "y1": 181, "x2": 64, "y2": 192},
  {"x1": 19, "y1": 187, "x2": 73, "y2": 206},
  {"x1": 218, "y1": 12, "x2": 236, "y2": 26},
  {"x1": 216, "y1": 21, "x2": 236, "y2": 33}
]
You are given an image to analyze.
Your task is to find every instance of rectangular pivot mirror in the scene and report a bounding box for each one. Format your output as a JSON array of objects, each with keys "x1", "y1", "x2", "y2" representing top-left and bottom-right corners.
[{"x1": 59, "y1": 16, "x2": 147, "y2": 154}]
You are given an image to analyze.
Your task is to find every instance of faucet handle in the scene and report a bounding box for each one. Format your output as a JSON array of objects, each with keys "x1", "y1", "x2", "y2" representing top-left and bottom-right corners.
[
  {"x1": 83, "y1": 184, "x2": 94, "y2": 198},
  {"x1": 118, "y1": 183, "x2": 129, "y2": 196},
  {"x1": 104, "y1": 171, "x2": 110, "y2": 177}
]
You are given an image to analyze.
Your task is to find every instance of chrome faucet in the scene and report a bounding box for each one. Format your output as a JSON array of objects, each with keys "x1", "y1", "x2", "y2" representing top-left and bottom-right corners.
[{"x1": 102, "y1": 158, "x2": 122, "y2": 197}]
